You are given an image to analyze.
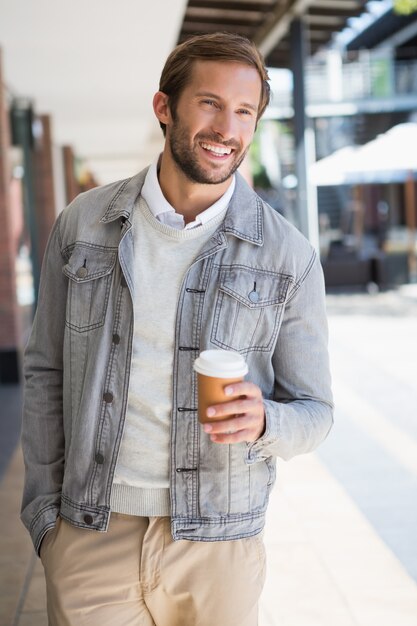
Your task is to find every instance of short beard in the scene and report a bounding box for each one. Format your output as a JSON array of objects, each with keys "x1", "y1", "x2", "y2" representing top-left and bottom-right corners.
[{"x1": 169, "y1": 124, "x2": 246, "y2": 185}]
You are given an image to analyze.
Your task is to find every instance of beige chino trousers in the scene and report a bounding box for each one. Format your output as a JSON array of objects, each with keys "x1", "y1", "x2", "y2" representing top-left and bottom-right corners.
[{"x1": 40, "y1": 513, "x2": 266, "y2": 626}]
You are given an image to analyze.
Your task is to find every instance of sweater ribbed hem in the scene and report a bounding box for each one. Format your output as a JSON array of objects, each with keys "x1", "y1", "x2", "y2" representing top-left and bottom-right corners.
[{"x1": 110, "y1": 484, "x2": 171, "y2": 516}]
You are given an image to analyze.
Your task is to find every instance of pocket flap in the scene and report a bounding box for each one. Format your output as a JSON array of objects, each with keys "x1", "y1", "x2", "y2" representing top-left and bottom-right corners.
[
  {"x1": 63, "y1": 245, "x2": 117, "y2": 283},
  {"x1": 218, "y1": 266, "x2": 291, "y2": 308}
]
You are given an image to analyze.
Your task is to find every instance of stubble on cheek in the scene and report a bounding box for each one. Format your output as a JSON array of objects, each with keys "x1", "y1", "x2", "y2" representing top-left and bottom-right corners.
[{"x1": 170, "y1": 126, "x2": 248, "y2": 185}]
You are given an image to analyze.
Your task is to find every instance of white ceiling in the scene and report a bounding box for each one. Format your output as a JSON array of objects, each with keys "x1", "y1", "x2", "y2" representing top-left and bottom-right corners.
[{"x1": 0, "y1": 0, "x2": 188, "y2": 183}]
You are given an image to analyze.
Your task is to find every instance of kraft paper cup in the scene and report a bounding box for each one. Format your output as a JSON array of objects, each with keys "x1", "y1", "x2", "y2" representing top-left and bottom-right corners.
[{"x1": 193, "y1": 350, "x2": 248, "y2": 424}]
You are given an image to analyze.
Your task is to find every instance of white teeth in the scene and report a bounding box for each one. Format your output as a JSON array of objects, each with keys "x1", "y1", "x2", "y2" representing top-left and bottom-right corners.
[{"x1": 200, "y1": 142, "x2": 232, "y2": 155}]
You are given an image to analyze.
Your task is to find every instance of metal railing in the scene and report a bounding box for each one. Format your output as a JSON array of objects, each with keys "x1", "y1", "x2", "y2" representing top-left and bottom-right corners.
[{"x1": 305, "y1": 54, "x2": 417, "y2": 104}]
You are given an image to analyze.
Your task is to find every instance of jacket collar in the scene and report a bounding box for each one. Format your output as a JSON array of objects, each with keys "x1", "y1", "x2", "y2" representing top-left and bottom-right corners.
[
  {"x1": 100, "y1": 167, "x2": 263, "y2": 246},
  {"x1": 221, "y1": 172, "x2": 263, "y2": 246},
  {"x1": 100, "y1": 168, "x2": 149, "y2": 224}
]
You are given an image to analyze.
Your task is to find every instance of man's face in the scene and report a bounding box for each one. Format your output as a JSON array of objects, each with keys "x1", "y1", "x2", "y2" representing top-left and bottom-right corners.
[{"x1": 166, "y1": 60, "x2": 262, "y2": 185}]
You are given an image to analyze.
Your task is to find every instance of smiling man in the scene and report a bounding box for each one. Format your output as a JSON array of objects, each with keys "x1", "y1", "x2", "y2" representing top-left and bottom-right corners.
[
  {"x1": 155, "y1": 60, "x2": 260, "y2": 194},
  {"x1": 21, "y1": 33, "x2": 333, "y2": 625}
]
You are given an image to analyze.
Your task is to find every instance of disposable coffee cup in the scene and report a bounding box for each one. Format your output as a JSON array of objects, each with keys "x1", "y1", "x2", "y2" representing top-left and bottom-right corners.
[{"x1": 193, "y1": 349, "x2": 248, "y2": 424}]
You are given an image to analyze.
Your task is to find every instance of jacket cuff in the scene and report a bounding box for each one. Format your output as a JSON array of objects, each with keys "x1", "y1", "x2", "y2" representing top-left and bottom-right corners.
[
  {"x1": 245, "y1": 399, "x2": 279, "y2": 464},
  {"x1": 22, "y1": 503, "x2": 60, "y2": 557}
]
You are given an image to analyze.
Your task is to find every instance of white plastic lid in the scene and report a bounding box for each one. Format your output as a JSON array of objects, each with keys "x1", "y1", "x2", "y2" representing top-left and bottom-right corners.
[{"x1": 193, "y1": 349, "x2": 248, "y2": 378}]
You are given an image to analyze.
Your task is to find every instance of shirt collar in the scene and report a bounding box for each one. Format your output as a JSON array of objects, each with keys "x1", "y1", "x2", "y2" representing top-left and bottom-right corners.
[
  {"x1": 101, "y1": 167, "x2": 263, "y2": 246},
  {"x1": 141, "y1": 155, "x2": 235, "y2": 230}
]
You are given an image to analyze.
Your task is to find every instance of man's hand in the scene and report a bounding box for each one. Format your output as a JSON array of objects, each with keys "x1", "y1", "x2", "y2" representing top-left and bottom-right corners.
[{"x1": 203, "y1": 381, "x2": 265, "y2": 444}]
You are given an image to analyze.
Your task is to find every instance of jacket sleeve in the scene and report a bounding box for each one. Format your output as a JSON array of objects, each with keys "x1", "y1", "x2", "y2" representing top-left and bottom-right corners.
[
  {"x1": 247, "y1": 250, "x2": 334, "y2": 462},
  {"x1": 20, "y1": 213, "x2": 67, "y2": 554}
]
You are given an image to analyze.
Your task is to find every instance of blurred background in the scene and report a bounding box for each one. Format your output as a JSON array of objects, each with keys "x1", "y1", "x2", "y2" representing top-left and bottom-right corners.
[{"x1": 0, "y1": 1, "x2": 416, "y2": 624}]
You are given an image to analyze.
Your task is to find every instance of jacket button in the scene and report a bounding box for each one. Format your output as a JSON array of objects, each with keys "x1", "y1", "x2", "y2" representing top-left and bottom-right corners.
[
  {"x1": 248, "y1": 290, "x2": 259, "y2": 303},
  {"x1": 76, "y1": 266, "x2": 88, "y2": 279},
  {"x1": 84, "y1": 514, "x2": 94, "y2": 525},
  {"x1": 95, "y1": 453, "x2": 104, "y2": 465},
  {"x1": 103, "y1": 392, "x2": 113, "y2": 403},
  {"x1": 112, "y1": 333, "x2": 120, "y2": 345}
]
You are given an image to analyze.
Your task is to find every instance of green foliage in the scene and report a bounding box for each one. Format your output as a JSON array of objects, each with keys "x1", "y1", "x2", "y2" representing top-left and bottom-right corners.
[
  {"x1": 249, "y1": 129, "x2": 272, "y2": 189},
  {"x1": 393, "y1": 0, "x2": 417, "y2": 15}
]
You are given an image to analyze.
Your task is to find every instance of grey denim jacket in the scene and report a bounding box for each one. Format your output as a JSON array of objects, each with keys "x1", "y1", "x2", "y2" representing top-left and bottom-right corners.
[{"x1": 21, "y1": 168, "x2": 333, "y2": 555}]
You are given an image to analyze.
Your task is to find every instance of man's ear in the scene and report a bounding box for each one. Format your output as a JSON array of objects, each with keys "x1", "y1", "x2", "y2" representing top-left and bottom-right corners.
[{"x1": 153, "y1": 92, "x2": 171, "y2": 126}]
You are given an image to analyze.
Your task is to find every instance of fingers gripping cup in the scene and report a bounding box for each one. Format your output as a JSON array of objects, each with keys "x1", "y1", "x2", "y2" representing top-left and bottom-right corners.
[{"x1": 193, "y1": 350, "x2": 248, "y2": 424}]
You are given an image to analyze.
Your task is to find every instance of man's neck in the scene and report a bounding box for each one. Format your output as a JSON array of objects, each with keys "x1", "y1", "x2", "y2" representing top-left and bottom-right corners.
[{"x1": 157, "y1": 152, "x2": 232, "y2": 224}]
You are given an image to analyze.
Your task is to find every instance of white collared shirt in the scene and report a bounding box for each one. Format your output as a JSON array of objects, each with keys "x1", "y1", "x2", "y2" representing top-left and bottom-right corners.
[{"x1": 141, "y1": 157, "x2": 235, "y2": 230}]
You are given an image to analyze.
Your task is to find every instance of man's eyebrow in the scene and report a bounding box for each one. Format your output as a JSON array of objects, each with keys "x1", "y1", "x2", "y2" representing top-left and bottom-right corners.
[
  {"x1": 239, "y1": 102, "x2": 258, "y2": 113},
  {"x1": 195, "y1": 91, "x2": 258, "y2": 113}
]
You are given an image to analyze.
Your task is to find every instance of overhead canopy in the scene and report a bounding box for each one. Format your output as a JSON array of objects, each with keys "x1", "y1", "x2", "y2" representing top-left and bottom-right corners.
[
  {"x1": 347, "y1": 5, "x2": 417, "y2": 52},
  {"x1": 177, "y1": 0, "x2": 370, "y2": 67},
  {"x1": 309, "y1": 123, "x2": 417, "y2": 186}
]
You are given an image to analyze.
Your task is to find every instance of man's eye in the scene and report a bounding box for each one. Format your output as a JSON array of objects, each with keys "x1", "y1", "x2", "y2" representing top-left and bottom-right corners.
[
  {"x1": 238, "y1": 109, "x2": 251, "y2": 116},
  {"x1": 202, "y1": 99, "x2": 216, "y2": 106}
]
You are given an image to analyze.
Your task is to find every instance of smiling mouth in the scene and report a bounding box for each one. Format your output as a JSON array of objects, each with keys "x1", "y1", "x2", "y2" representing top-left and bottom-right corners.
[{"x1": 200, "y1": 141, "x2": 233, "y2": 156}]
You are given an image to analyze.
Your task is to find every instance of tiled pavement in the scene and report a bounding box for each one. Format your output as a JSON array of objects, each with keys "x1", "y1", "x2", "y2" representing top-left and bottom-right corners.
[{"x1": 1, "y1": 286, "x2": 417, "y2": 626}]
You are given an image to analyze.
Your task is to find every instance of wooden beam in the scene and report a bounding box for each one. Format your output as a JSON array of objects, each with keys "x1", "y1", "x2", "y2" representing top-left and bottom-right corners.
[
  {"x1": 179, "y1": 0, "x2": 368, "y2": 66},
  {"x1": 310, "y1": 0, "x2": 365, "y2": 10},
  {"x1": 185, "y1": 8, "x2": 265, "y2": 25},
  {"x1": 308, "y1": 29, "x2": 337, "y2": 39},
  {"x1": 181, "y1": 22, "x2": 254, "y2": 35},
  {"x1": 188, "y1": 0, "x2": 274, "y2": 11},
  {"x1": 254, "y1": 0, "x2": 316, "y2": 56},
  {"x1": 309, "y1": 5, "x2": 365, "y2": 18},
  {"x1": 305, "y1": 13, "x2": 345, "y2": 26}
]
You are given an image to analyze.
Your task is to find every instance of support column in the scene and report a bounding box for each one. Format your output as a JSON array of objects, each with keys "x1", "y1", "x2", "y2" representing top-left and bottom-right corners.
[
  {"x1": 63, "y1": 145, "x2": 80, "y2": 204},
  {"x1": 10, "y1": 98, "x2": 40, "y2": 309},
  {"x1": 0, "y1": 50, "x2": 20, "y2": 382},
  {"x1": 405, "y1": 174, "x2": 417, "y2": 280},
  {"x1": 33, "y1": 114, "x2": 56, "y2": 262},
  {"x1": 290, "y1": 18, "x2": 319, "y2": 250}
]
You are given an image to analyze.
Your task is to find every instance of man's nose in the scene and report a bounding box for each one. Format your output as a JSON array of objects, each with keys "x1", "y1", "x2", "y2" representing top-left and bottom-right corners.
[{"x1": 212, "y1": 109, "x2": 235, "y2": 141}]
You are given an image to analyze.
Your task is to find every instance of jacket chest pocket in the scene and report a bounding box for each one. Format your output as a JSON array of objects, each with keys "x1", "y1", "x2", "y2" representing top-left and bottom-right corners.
[
  {"x1": 211, "y1": 266, "x2": 291, "y2": 354},
  {"x1": 63, "y1": 245, "x2": 117, "y2": 333}
]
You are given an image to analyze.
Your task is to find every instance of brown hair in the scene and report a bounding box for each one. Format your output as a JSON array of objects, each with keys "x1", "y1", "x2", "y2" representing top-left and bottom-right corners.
[{"x1": 158, "y1": 32, "x2": 270, "y2": 135}]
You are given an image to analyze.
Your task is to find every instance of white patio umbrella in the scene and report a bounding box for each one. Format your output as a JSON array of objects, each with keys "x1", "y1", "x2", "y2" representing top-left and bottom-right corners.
[
  {"x1": 309, "y1": 123, "x2": 417, "y2": 275},
  {"x1": 309, "y1": 123, "x2": 417, "y2": 186},
  {"x1": 308, "y1": 146, "x2": 359, "y2": 186},
  {"x1": 347, "y1": 123, "x2": 417, "y2": 184}
]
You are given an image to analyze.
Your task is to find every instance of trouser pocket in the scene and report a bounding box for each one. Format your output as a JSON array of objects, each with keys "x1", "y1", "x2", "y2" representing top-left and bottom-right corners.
[{"x1": 40, "y1": 516, "x2": 61, "y2": 563}]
